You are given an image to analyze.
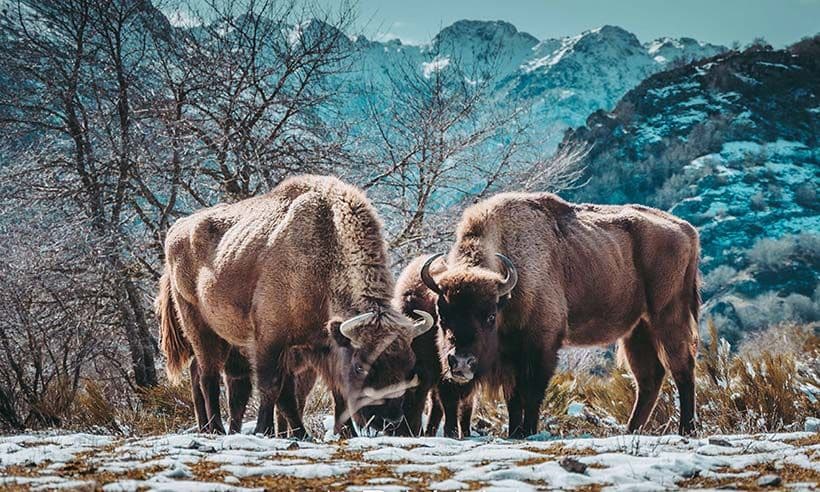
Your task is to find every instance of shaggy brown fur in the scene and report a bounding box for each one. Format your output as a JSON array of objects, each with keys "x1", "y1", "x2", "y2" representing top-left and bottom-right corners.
[
  {"x1": 157, "y1": 175, "x2": 432, "y2": 437},
  {"x1": 392, "y1": 255, "x2": 477, "y2": 438},
  {"x1": 424, "y1": 192, "x2": 700, "y2": 438},
  {"x1": 160, "y1": 270, "x2": 315, "y2": 436}
]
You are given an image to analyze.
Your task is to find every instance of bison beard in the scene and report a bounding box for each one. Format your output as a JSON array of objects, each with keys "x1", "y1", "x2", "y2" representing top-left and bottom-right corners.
[{"x1": 419, "y1": 192, "x2": 701, "y2": 438}]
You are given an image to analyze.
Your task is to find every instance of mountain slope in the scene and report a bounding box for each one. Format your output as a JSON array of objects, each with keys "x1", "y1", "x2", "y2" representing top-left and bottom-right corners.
[
  {"x1": 349, "y1": 22, "x2": 726, "y2": 145},
  {"x1": 559, "y1": 37, "x2": 820, "y2": 341},
  {"x1": 505, "y1": 25, "x2": 724, "y2": 129}
]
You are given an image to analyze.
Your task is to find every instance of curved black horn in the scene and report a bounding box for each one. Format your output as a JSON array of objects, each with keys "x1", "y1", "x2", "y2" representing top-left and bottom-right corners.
[
  {"x1": 496, "y1": 253, "x2": 518, "y2": 298},
  {"x1": 420, "y1": 253, "x2": 444, "y2": 295}
]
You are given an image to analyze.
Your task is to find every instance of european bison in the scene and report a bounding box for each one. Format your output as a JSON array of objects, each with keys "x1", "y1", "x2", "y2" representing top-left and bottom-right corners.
[
  {"x1": 393, "y1": 255, "x2": 477, "y2": 438},
  {"x1": 421, "y1": 193, "x2": 700, "y2": 438},
  {"x1": 157, "y1": 175, "x2": 434, "y2": 437}
]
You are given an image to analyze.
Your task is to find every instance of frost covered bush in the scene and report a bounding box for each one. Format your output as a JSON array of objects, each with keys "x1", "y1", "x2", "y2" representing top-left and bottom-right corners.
[
  {"x1": 736, "y1": 291, "x2": 819, "y2": 330},
  {"x1": 750, "y1": 191, "x2": 767, "y2": 211},
  {"x1": 794, "y1": 182, "x2": 817, "y2": 209},
  {"x1": 795, "y1": 233, "x2": 820, "y2": 261},
  {"x1": 652, "y1": 173, "x2": 693, "y2": 210},
  {"x1": 748, "y1": 236, "x2": 796, "y2": 270},
  {"x1": 747, "y1": 233, "x2": 820, "y2": 271},
  {"x1": 702, "y1": 265, "x2": 737, "y2": 297},
  {"x1": 557, "y1": 347, "x2": 610, "y2": 374}
]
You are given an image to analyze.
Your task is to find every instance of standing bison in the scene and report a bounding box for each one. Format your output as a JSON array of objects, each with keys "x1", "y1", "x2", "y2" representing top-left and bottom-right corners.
[
  {"x1": 421, "y1": 193, "x2": 700, "y2": 438},
  {"x1": 157, "y1": 175, "x2": 434, "y2": 437}
]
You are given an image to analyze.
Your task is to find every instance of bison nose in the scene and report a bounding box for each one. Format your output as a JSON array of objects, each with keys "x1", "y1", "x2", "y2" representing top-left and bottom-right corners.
[
  {"x1": 447, "y1": 353, "x2": 458, "y2": 369},
  {"x1": 465, "y1": 355, "x2": 477, "y2": 370}
]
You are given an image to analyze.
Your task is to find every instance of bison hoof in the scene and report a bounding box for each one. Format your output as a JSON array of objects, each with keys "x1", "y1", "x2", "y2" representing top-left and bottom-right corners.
[{"x1": 253, "y1": 425, "x2": 275, "y2": 437}]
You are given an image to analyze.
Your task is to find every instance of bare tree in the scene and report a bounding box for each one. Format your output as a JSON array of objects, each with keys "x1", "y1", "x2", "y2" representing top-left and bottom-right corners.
[
  {"x1": 158, "y1": 0, "x2": 358, "y2": 201},
  {"x1": 0, "y1": 0, "x2": 160, "y2": 387},
  {"x1": 353, "y1": 41, "x2": 585, "y2": 265}
]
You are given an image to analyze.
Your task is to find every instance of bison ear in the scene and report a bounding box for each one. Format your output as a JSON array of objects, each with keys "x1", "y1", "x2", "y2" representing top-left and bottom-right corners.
[{"x1": 327, "y1": 319, "x2": 351, "y2": 347}]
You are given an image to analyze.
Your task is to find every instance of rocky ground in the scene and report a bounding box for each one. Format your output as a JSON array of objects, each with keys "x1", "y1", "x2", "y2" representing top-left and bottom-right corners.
[{"x1": 1, "y1": 430, "x2": 818, "y2": 491}]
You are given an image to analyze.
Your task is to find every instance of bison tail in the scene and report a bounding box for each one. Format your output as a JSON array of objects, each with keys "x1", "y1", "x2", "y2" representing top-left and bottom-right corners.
[
  {"x1": 156, "y1": 270, "x2": 191, "y2": 385},
  {"x1": 686, "y1": 242, "x2": 702, "y2": 353}
]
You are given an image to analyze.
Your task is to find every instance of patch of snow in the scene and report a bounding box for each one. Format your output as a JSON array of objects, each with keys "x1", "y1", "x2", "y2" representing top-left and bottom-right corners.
[
  {"x1": 567, "y1": 401, "x2": 586, "y2": 416},
  {"x1": 421, "y1": 56, "x2": 450, "y2": 78},
  {"x1": 2, "y1": 431, "x2": 817, "y2": 490}
]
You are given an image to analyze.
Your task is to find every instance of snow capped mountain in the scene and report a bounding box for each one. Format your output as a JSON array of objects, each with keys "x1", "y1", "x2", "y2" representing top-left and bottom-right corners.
[
  {"x1": 346, "y1": 21, "x2": 727, "y2": 146},
  {"x1": 433, "y1": 20, "x2": 539, "y2": 75},
  {"x1": 646, "y1": 36, "x2": 726, "y2": 64}
]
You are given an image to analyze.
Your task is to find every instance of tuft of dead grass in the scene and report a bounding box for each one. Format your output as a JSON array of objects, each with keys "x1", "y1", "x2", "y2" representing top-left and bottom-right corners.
[{"x1": 70, "y1": 380, "x2": 194, "y2": 435}]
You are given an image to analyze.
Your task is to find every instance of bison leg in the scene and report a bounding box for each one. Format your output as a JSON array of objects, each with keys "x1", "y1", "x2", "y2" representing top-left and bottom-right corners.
[
  {"x1": 439, "y1": 384, "x2": 462, "y2": 438},
  {"x1": 225, "y1": 348, "x2": 252, "y2": 434},
  {"x1": 522, "y1": 374, "x2": 551, "y2": 438},
  {"x1": 459, "y1": 393, "x2": 474, "y2": 438},
  {"x1": 653, "y1": 304, "x2": 698, "y2": 436},
  {"x1": 425, "y1": 387, "x2": 444, "y2": 436},
  {"x1": 623, "y1": 320, "x2": 665, "y2": 433},
  {"x1": 275, "y1": 374, "x2": 309, "y2": 439},
  {"x1": 199, "y1": 370, "x2": 226, "y2": 434},
  {"x1": 510, "y1": 345, "x2": 557, "y2": 438},
  {"x1": 274, "y1": 373, "x2": 295, "y2": 437},
  {"x1": 276, "y1": 366, "x2": 316, "y2": 437},
  {"x1": 253, "y1": 344, "x2": 287, "y2": 437},
  {"x1": 275, "y1": 408, "x2": 288, "y2": 437},
  {"x1": 173, "y1": 292, "x2": 228, "y2": 434},
  {"x1": 506, "y1": 389, "x2": 525, "y2": 439},
  {"x1": 672, "y1": 363, "x2": 696, "y2": 436},
  {"x1": 333, "y1": 390, "x2": 357, "y2": 438},
  {"x1": 397, "y1": 381, "x2": 431, "y2": 437},
  {"x1": 189, "y1": 358, "x2": 208, "y2": 432},
  {"x1": 294, "y1": 366, "x2": 317, "y2": 421}
]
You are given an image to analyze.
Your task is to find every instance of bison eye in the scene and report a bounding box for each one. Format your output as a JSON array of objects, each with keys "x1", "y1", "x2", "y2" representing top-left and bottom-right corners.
[
  {"x1": 485, "y1": 313, "x2": 496, "y2": 326},
  {"x1": 354, "y1": 363, "x2": 365, "y2": 375}
]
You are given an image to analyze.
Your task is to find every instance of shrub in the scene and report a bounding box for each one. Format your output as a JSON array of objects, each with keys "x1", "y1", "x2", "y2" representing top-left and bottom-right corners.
[
  {"x1": 748, "y1": 236, "x2": 796, "y2": 270},
  {"x1": 795, "y1": 233, "x2": 820, "y2": 262},
  {"x1": 735, "y1": 291, "x2": 820, "y2": 330},
  {"x1": 71, "y1": 380, "x2": 195, "y2": 436},
  {"x1": 652, "y1": 173, "x2": 692, "y2": 210},
  {"x1": 794, "y1": 183, "x2": 817, "y2": 209},
  {"x1": 702, "y1": 265, "x2": 737, "y2": 297},
  {"x1": 750, "y1": 191, "x2": 766, "y2": 211}
]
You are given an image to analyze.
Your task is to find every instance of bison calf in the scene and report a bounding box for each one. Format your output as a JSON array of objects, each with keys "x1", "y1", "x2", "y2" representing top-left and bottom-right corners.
[{"x1": 393, "y1": 255, "x2": 477, "y2": 438}]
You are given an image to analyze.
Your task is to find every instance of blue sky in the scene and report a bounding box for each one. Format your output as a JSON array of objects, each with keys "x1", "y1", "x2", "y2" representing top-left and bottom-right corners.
[{"x1": 318, "y1": 0, "x2": 819, "y2": 47}]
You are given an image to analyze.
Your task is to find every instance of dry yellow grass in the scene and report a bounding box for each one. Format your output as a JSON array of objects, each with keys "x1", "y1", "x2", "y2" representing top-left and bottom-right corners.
[{"x1": 62, "y1": 322, "x2": 818, "y2": 438}]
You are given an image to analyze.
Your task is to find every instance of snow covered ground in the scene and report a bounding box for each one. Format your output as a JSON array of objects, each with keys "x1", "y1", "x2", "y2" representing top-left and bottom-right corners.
[{"x1": 1, "y1": 429, "x2": 818, "y2": 491}]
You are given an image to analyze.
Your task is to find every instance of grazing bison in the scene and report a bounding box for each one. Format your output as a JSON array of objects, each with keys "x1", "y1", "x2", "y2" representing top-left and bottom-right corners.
[
  {"x1": 393, "y1": 255, "x2": 477, "y2": 438},
  {"x1": 421, "y1": 193, "x2": 700, "y2": 438},
  {"x1": 157, "y1": 175, "x2": 434, "y2": 437}
]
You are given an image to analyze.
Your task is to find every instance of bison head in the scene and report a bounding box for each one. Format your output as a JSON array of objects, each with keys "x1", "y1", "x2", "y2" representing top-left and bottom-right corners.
[
  {"x1": 326, "y1": 309, "x2": 434, "y2": 433},
  {"x1": 421, "y1": 253, "x2": 517, "y2": 383}
]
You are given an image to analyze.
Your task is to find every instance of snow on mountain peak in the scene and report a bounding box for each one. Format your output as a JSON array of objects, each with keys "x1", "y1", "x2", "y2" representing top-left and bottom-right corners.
[{"x1": 422, "y1": 55, "x2": 451, "y2": 78}]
